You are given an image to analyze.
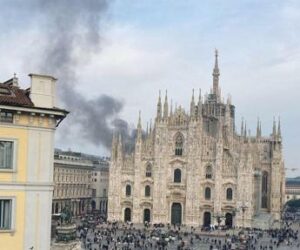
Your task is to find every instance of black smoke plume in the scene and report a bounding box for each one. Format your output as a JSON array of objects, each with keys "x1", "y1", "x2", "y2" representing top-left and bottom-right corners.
[{"x1": 29, "y1": 0, "x2": 137, "y2": 152}]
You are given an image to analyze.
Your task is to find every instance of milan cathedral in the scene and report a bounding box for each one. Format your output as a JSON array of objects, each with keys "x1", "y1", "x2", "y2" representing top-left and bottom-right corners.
[{"x1": 108, "y1": 51, "x2": 285, "y2": 229}]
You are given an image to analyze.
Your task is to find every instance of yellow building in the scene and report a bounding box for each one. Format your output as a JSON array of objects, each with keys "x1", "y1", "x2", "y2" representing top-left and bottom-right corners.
[{"x1": 0, "y1": 74, "x2": 68, "y2": 250}]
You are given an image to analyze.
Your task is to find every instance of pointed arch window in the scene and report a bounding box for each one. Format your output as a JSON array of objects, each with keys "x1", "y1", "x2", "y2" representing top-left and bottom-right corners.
[
  {"x1": 175, "y1": 133, "x2": 184, "y2": 156},
  {"x1": 125, "y1": 184, "x2": 131, "y2": 197},
  {"x1": 174, "y1": 168, "x2": 181, "y2": 183},
  {"x1": 146, "y1": 164, "x2": 152, "y2": 177},
  {"x1": 226, "y1": 188, "x2": 233, "y2": 200},
  {"x1": 205, "y1": 187, "x2": 211, "y2": 200},
  {"x1": 145, "y1": 185, "x2": 151, "y2": 197}
]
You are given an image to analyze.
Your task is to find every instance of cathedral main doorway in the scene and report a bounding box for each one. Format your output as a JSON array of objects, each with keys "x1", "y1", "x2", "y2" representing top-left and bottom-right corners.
[
  {"x1": 91, "y1": 200, "x2": 96, "y2": 210},
  {"x1": 143, "y1": 209, "x2": 151, "y2": 223},
  {"x1": 171, "y1": 203, "x2": 182, "y2": 225},
  {"x1": 203, "y1": 212, "x2": 211, "y2": 227},
  {"x1": 124, "y1": 208, "x2": 131, "y2": 222},
  {"x1": 225, "y1": 213, "x2": 233, "y2": 228}
]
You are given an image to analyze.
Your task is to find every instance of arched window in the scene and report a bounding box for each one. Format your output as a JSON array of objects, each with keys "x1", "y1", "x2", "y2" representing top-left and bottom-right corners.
[
  {"x1": 145, "y1": 185, "x2": 151, "y2": 197},
  {"x1": 146, "y1": 164, "x2": 152, "y2": 177},
  {"x1": 175, "y1": 133, "x2": 184, "y2": 156},
  {"x1": 261, "y1": 171, "x2": 268, "y2": 208},
  {"x1": 226, "y1": 188, "x2": 233, "y2": 200},
  {"x1": 205, "y1": 165, "x2": 213, "y2": 179},
  {"x1": 125, "y1": 184, "x2": 131, "y2": 197},
  {"x1": 205, "y1": 187, "x2": 211, "y2": 200},
  {"x1": 174, "y1": 168, "x2": 181, "y2": 183}
]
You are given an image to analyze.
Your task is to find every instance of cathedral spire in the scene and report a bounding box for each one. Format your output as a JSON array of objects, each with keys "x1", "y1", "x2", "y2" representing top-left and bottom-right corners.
[
  {"x1": 156, "y1": 90, "x2": 162, "y2": 120},
  {"x1": 256, "y1": 117, "x2": 261, "y2": 138},
  {"x1": 149, "y1": 119, "x2": 152, "y2": 135},
  {"x1": 198, "y1": 89, "x2": 202, "y2": 104},
  {"x1": 277, "y1": 116, "x2": 281, "y2": 139},
  {"x1": 170, "y1": 99, "x2": 173, "y2": 116},
  {"x1": 137, "y1": 110, "x2": 141, "y2": 128},
  {"x1": 112, "y1": 130, "x2": 117, "y2": 146},
  {"x1": 259, "y1": 120, "x2": 262, "y2": 136},
  {"x1": 244, "y1": 121, "x2": 247, "y2": 138},
  {"x1": 198, "y1": 89, "x2": 202, "y2": 118},
  {"x1": 190, "y1": 89, "x2": 195, "y2": 118},
  {"x1": 137, "y1": 110, "x2": 142, "y2": 141},
  {"x1": 146, "y1": 122, "x2": 149, "y2": 135},
  {"x1": 163, "y1": 90, "x2": 168, "y2": 120},
  {"x1": 117, "y1": 133, "x2": 123, "y2": 160},
  {"x1": 272, "y1": 117, "x2": 277, "y2": 138},
  {"x1": 212, "y1": 49, "x2": 220, "y2": 99},
  {"x1": 241, "y1": 117, "x2": 244, "y2": 136}
]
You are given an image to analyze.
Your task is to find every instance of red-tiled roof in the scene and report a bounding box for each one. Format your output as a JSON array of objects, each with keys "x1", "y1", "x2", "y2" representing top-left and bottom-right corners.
[{"x1": 0, "y1": 83, "x2": 34, "y2": 107}]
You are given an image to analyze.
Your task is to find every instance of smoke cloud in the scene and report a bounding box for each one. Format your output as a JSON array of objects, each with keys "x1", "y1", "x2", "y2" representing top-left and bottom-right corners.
[{"x1": 29, "y1": 0, "x2": 137, "y2": 152}]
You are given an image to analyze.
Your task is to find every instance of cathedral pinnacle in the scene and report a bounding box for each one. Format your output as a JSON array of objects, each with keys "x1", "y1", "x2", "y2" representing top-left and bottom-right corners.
[
  {"x1": 156, "y1": 90, "x2": 162, "y2": 120},
  {"x1": 278, "y1": 116, "x2": 281, "y2": 139},
  {"x1": 149, "y1": 119, "x2": 152, "y2": 134},
  {"x1": 198, "y1": 89, "x2": 202, "y2": 118},
  {"x1": 241, "y1": 117, "x2": 244, "y2": 136},
  {"x1": 146, "y1": 122, "x2": 149, "y2": 135},
  {"x1": 117, "y1": 133, "x2": 123, "y2": 160},
  {"x1": 190, "y1": 89, "x2": 195, "y2": 118},
  {"x1": 118, "y1": 133, "x2": 122, "y2": 146},
  {"x1": 198, "y1": 89, "x2": 202, "y2": 103},
  {"x1": 272, "y1": 117, "x2": 277, "y2": 138},
  {"x1": 137, "y1": 110, "x2": 142, "y2": 129},
  {"x1": 137, "y1": 110, "x2": 143, "y2": 143},
  {"x1": 112, "y1": 130, "x2": 116, "y2": 145},
  {"x1": 192, "y1": 89, "x2": 195, "y2": 102},
  {"x1": 256, "y1": 117, "x2": 261, "y2": 138},
  {"x1": 163, "y1": 90, "x2": 168, "y2": 119},
  {"x1": 212, "y1": 49, "x2": 220, "y2": 98}
]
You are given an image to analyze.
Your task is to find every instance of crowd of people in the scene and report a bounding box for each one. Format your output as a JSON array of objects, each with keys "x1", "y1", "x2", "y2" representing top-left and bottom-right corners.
[
  {"x1": 77, "y1": 221, "x2": 236, "y2": 250},
  {"x1": 72, "y1": 219, "x2": 299, "y2": 250},
  {"x1": 53, "y1": 212, "x2": 299, "y2": 250}
]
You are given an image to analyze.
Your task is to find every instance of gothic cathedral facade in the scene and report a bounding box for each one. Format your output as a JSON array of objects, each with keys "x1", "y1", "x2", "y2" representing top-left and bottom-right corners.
[{"x1": 108, "y1": 51, "x2": 285, "y2": 228}]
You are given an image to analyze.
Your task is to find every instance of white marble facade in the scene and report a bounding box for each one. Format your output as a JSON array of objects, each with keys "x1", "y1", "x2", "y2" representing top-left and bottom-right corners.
[{"x1": 108, "y1": 51, "x2": 285, "y2": 228}]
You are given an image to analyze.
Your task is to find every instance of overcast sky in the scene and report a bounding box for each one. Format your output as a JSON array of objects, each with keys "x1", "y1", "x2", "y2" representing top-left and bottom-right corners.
[{"x1": 0, "y1": 0, "x2": 299, "y2": 177}]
